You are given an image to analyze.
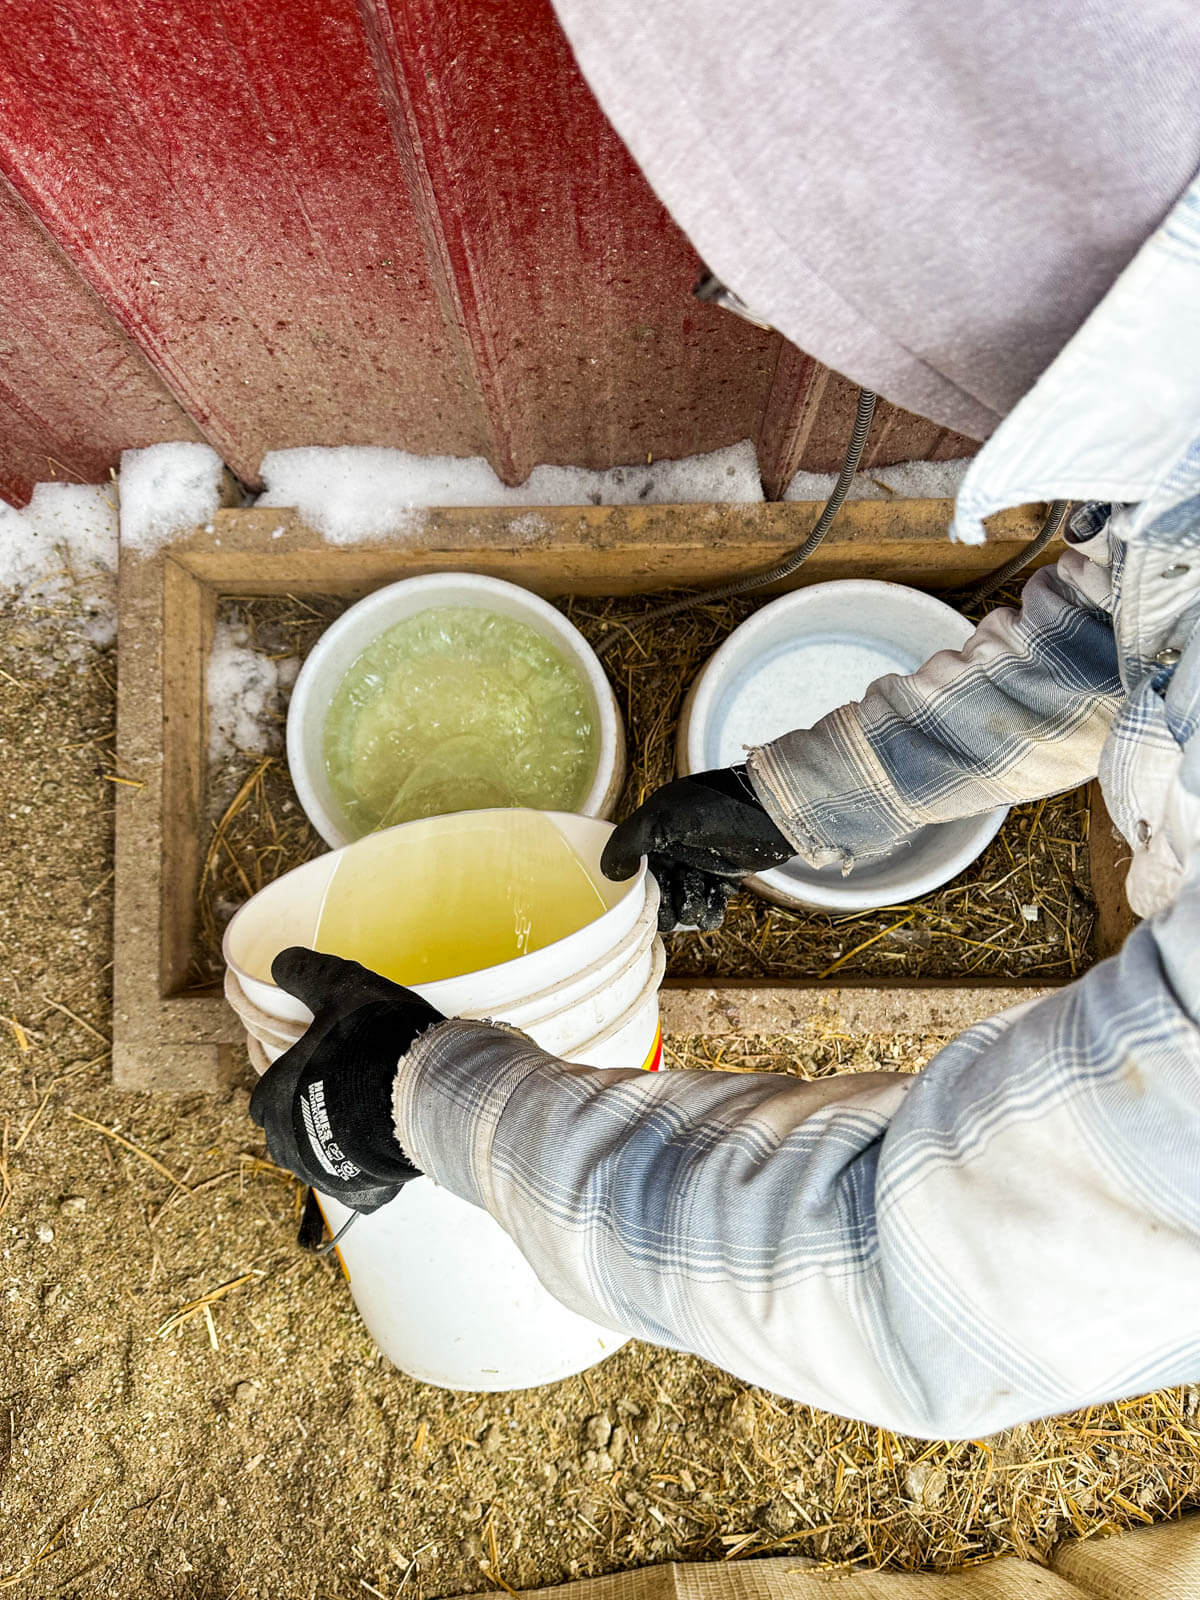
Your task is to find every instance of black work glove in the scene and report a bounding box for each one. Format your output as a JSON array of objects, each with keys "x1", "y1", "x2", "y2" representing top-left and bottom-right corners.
[
  {"x1": 600, "y1": 765, "x2": 794, "y2": 931},
  {"x1": 248, "y1": 946, "x2": 445, "y2": 1214}
]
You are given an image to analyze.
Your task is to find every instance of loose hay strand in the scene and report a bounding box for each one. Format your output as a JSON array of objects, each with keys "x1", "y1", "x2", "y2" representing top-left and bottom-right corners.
[
  {"x1": 0, "y1": 1522, "x2": 69, "y2": 1590},
  {"x1": 13, "y1": 1088, "x2": 51, "y2": 1154},
  {"x1": 41, "y1": 995, "x2": 111, "y2": 1046},
  {"x1": 819, "y1": 912, "x2": 917, "y2": 979},
  {"x1": 157, "y1": 1269, "x2": 264, "y2": 1337},
  {"x1": 66, "y1": 1110, "x2": 190, "y2": 1192},
  {"x1": 2, "y1": 1014, "x2": 31, "y2": 1052}
]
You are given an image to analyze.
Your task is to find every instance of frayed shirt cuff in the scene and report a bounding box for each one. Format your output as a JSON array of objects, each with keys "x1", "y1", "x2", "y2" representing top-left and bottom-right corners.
[
  {"x1": 392, "y1": 1018, "x2": 550, "y2": 1214},
  {"x1": 747, "y1": 705, "x2": 923, "y2": 871}
]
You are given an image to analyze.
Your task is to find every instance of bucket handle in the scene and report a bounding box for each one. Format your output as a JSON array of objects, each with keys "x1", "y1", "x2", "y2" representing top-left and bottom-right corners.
[{"x1": 297, "y1": 1187, "x2": 361, "y2": 1256}]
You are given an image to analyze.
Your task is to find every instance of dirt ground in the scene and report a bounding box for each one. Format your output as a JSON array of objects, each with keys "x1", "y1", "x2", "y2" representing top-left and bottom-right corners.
[{"x1": 3, "y1": 603, "x2": 1200, "y2": 1600}]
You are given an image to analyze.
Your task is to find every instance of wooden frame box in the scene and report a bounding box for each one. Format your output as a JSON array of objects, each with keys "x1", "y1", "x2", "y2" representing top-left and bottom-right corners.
[{"x1": 113, "y1": 500, "x2": 1133, "y2": 1091}]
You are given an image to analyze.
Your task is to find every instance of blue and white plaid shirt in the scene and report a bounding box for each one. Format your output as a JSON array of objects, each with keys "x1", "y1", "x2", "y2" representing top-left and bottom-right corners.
[{"x1": 393, "y1": 178, "x2": 1200, "y2": 1438}]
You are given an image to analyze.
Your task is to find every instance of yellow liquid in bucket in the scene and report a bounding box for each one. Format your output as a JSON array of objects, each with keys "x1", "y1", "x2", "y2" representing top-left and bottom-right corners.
[{"x1": 312, "y1": 811, "x2": 609, "y2": 985}]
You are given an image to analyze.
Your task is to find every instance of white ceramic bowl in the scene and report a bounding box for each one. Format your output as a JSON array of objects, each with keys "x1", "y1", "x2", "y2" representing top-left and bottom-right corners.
[
  {"x1": 286, "y1": 573, "x2": 625, "y2": 848},
  {"x1": 677, "y1": 580, "x2": 1008, "y2": 910}
]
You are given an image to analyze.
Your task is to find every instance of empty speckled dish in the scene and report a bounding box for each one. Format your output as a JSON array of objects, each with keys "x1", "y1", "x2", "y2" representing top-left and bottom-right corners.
[{"x1": 677, "y1": 580, "x2": 1008, "y2": 911}]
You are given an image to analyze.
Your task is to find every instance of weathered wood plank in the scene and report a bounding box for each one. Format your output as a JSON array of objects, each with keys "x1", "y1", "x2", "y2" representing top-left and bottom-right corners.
[{"x1": 114, "y1": 499, "x2": 1084, "y2": 1092}]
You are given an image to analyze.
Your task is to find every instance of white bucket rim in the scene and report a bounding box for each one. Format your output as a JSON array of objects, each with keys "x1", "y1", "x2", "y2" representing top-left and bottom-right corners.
[
  {"x1": 499, "y1": 926, "x2": 659, "y2": 1054},
  {"x1": 493, "y1": 876, "x2": 659, "y2": 1029},
  {"x1": 226, "y1": 908, "x2": 662, "y2": 1070},
  {"x1": 285, "y1": 572, "x2": 625, "y2": 848},
  {"x1": 677, "y1": 579, "x2": 1008, "y2": 910},
  {"x1": 567, "y1": 938, "x2": 666, "y2": 1058},
  {"x1": 222, "y1": 808, "x2": 647, "y2": 1023}
]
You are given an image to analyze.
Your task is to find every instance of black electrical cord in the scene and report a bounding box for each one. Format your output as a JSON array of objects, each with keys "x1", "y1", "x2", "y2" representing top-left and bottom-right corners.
[
  {"x1": 959, "y1": 499, "x2": 1072, "y2": 608},
  {"x1": 595, "y1": 386, "x2": 877, "y2": 655}
]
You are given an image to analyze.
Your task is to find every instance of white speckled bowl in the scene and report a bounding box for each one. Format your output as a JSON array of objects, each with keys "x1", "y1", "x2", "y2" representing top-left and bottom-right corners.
[
  {"x1": 287, "y1": 572, "x2": 625, "y2": 848},
  {"x1": 677, "y1": 580, "x2": 1008, "y2": 910}
]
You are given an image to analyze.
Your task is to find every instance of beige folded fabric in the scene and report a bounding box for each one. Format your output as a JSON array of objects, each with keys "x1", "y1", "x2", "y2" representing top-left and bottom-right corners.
[{"x1": 465, "y1": 1516, "x2": 1200, "y2": 1600}]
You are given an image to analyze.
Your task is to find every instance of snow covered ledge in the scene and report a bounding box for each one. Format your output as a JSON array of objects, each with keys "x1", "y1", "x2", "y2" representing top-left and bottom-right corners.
[
  {"x1": 255, "y1": 441, "x2": 767, "y2": 543},
  {"x1": 0, "y1": 438, "x2": 969, "y2": 672},
  {"x1": 254, "y1": 442, "x2": 970, "y2": 545},
  {"x1": 119, "y1": 442, "x2": 240, "y2": 557}
]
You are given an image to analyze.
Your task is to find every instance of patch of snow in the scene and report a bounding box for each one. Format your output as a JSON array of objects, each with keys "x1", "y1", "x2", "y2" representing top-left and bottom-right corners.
[
  {"x1": 869, "y1": 459, "x2": 972, "y2": 500},
  {"x1": 206, "y1": 621, "x2": 299, "y2": 765},
  {"x1": 0, "y1": 482, "x2": 118, "y2": 591},
  {"x1": 256, "y1": 440, "x2": 764, "y2": 543},
  {"x1": 0, "y1": 482, "x2": 119, "y2": 662},
  {"x1": 506, "y1": 511, "x2": 551, "y2": 542},
  {"x1": 0, "y1": 444, "x2": 973, "y2": 682},
  {"x1": 519, "y1": 440, "x2": 763, "y2": 507},
  {"x1": 119, "y1": 442, "x2": 227, "y2": 554},
  {"x1": 783, "y1": 458, "x2": 971, "y2": 504},
  {"x1": 259, "y1": 443, "x2": 967, "y2": 543},
  {"x1": 257, "y1": 448, "x2": 475, "y2": 543}
]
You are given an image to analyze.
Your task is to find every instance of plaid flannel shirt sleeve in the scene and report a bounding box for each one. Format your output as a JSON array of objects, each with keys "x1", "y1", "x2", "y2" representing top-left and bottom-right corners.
[
  {"x1": 386, "y1": 547, "x2": 1200, "y2": 1439},
  {"x1": 386, "y1": 183, "x2": 1200, "y2": 1437},
  {"x1": 747, "y1": 544, "x2": 1122, "y2": 869},
  {"x1": 394, "y1": 871, "x2": 1200, "y2": 1437}
]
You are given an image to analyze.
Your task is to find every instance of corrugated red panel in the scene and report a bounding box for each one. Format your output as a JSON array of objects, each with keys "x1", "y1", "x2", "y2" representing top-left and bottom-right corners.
[
  {"x1": 0, "y1": 179, "x2": 203, "y2": 505},
  {"x1": 0, "y1": 0, "x2": 975, "y2": 507},
  {"x1": 358, "y1": 0, "x2": 787, "y2": 484},
  {"x1": 0, "y1": 0, "x2": 487, "y2": 491}
]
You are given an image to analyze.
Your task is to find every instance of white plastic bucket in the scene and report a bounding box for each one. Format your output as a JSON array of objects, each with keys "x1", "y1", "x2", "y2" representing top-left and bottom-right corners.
[
  {"x1": 311, "y1": 957, "x2": 663, "y2": 1392},
  {"x1": 286, "y1": 573, "x2": 626, "y2": 848},
  {"x1": 223, "y1": 810, "x2": 664, "y2": 1391},
  {"x1": 678, "y1": 580, "x2": 1008, "y2": 911}
]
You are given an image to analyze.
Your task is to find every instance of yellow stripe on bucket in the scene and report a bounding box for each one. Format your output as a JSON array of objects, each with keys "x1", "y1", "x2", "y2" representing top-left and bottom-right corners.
[{"x1": 641, "y1": 1022, "x2": 663, "y2": 1072}]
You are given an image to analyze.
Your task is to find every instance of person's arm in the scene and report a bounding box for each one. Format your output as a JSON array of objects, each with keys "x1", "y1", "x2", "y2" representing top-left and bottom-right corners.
[
  {"x1": 395, "y1": 872, "x2": 1200, "y2": 1438},
  {"x1": 748, "y1": 545, "x2": 1122, "y2": 870}
]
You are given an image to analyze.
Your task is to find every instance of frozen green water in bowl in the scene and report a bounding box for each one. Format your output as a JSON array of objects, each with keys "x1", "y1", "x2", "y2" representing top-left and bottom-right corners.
[{"x1": 322, "y1": 606, "x2": 600, "y2": 837}]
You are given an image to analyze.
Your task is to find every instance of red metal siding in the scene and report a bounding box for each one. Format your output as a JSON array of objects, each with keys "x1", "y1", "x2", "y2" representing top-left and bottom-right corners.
[
  {"x1": 0, "y1": 178, "x2": 203, "y2": 504},
  {"x1": 0, "y1": 0, "x2": 976, "y2": 507},
  {"x1": 358, "y1": 0, "x2": 786, "y2": 485},
  {"x1": 0, "y1": 0, "x2": 487, "y2": 489}
]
